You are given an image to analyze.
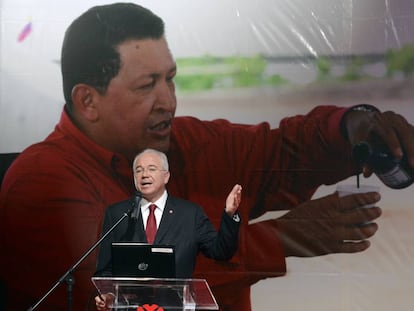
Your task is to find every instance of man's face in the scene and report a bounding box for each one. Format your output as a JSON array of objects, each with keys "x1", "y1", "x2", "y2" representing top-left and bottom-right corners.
[
  {"x1": 95, "y1": 38, "x2": 177, "y2": 159},
  {"x1": 133, "y1": 152, "x2": 170, "y2": 202}
]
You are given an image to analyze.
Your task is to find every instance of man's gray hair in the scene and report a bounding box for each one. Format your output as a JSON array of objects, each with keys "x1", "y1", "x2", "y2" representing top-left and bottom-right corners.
[{"x1": 133, "y1": 149, "x2": 169, "y2": 171}]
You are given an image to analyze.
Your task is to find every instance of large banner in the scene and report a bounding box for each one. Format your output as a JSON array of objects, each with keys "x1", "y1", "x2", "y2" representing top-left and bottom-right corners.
[{"x1": 1, "y1": 1, "x2": 414, "y2": 310}]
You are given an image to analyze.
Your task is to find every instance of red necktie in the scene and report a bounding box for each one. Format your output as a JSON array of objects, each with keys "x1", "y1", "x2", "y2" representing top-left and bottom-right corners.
[{"x1": 146, "y1": 204, "x2": 157, "y2": 244}]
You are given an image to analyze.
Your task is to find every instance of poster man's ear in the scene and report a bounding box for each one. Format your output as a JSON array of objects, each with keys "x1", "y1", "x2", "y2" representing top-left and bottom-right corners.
[{"x1": 71, "y1": 84, "x2": 99, "y2": 121}]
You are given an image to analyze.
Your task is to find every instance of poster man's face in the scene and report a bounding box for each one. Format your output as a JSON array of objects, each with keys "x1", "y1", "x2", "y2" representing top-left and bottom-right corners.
[{"x1": 94, "y1": 37, "x2": 177, "y2": 159}]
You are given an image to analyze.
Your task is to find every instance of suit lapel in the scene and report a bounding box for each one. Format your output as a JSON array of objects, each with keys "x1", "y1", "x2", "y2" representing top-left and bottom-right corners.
[
  {"x1": 134, "y1": 209, "x2": 147, "y2": 242},
  {"x1": 154, "y1": 197, "x2": 176, "y2": 243}
]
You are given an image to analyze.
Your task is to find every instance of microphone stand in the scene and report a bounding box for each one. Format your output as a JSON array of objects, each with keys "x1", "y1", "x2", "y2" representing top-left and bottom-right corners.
[{"x1": 28, "y1": 210, "x2": 133, "y2": 311}]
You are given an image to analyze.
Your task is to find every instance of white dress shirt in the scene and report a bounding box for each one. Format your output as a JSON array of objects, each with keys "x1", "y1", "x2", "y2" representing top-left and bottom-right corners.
[{"x1": 140, "y1": 190, "x2": 167, "y2": 229}]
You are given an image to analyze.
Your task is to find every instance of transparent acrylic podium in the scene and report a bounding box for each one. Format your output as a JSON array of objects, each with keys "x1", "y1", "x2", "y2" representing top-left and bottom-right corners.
[{"x1": 91, "y1": 277, "x2": 219, "y2": 310}]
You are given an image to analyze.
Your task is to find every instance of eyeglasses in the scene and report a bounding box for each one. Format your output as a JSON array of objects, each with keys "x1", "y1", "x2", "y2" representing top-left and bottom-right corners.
[{"x1": 134, "y1": 166, "x2": 166, "y2": 175}]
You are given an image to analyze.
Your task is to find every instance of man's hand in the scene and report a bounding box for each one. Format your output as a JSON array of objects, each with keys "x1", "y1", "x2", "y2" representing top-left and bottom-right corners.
[
  {"x1": 343, "y1": 107, "x2": 414, "y2": 175},
  {"x1": 95, "y1": 293, "x2": 114, "y2": 311},
  {"x1": 276, "y1": 191, "x2": 381, "y2": 257},
  {"x1": 225, "y1": 184, "x2": 242, "y2": 217}
]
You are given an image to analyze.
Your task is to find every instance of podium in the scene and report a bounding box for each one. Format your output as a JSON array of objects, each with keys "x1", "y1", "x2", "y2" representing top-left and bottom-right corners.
[{"x1": 92, "y1": 277, "x2": 219, "y2": 310}]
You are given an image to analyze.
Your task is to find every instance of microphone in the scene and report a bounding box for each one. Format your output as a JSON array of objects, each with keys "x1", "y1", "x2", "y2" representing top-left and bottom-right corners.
[
  {"x1": 130, "y1": 191, "x2": 142, "y2": 220},
  {"x1": 121, "y1": 191, "x2": 142, "y2": 242}
]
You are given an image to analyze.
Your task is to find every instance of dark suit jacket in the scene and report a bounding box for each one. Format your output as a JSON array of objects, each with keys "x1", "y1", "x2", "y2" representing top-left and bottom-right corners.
[{"x1": 95, "y1": 195, "x2": 240, "y2": 278}]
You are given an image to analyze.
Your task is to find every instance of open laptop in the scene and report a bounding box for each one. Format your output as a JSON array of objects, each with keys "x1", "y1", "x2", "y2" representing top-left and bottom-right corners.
[{"x1": 111, "y1": 242, "x2": 176, "y2": 278}]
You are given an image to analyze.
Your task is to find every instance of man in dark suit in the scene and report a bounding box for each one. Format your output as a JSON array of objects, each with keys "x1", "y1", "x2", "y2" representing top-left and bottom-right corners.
[{"x1": 95, "y1": 148, "x2": 242, "y2": 310}]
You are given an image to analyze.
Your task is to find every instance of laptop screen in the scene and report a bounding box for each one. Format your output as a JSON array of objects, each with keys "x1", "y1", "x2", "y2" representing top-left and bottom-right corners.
[{"x1": 111, "y1": 242, "x2": 176, "y2": 278}]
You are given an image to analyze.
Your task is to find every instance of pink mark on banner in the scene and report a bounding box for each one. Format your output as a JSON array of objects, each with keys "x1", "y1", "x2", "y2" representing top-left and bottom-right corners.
[{"x1": 17, "y1": 21, "x2": 32, "y2": 42}]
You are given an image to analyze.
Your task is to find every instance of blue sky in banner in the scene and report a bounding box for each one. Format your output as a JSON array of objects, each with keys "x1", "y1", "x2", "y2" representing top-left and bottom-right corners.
[{"x1": 2, "y1": 0, "x2": 414, "y2": 59}]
